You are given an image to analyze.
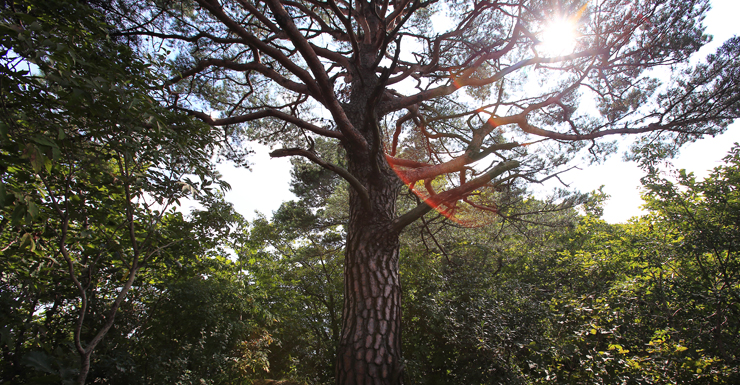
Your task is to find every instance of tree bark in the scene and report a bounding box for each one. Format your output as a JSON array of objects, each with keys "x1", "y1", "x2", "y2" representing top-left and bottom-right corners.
[
  {"x1": 336, "y1": 181, "x2": 404, "y2": 385},
  {"x1": 336, "y1": 86, "x2": 405, "y2": 383},
  {"x1": 336, "y1": 232, "x2": 403, "y2": 384}
]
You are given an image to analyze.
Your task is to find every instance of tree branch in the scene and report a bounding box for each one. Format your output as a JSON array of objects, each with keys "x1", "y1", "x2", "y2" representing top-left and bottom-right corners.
[
  {"x1": 184, "y1": 108, "x2": 344, "y2": 139},
  {"x1": 195, "y1": 0, "x2": 324, "y2": 99},
  {"x1": 270, "y1": 147, "x2": 371, "y2": 211},
  {"x1": 385, "y1": 49, "x2": 604, "y2": 112},
  {"x1": 263, "y1": 0, "x2": 368, "y2": 149},
  {"x1": 167, "y1": 58, "x2": 314, "y2": 97}
]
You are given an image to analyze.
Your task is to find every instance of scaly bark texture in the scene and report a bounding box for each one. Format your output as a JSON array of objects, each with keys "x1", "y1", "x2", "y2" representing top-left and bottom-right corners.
[
  {"x1": 337, "y1": 161, "x2": 404, "y2": 382},
  {"x1": 333, "y1": 65, "x2": 408, "y2": 382},
  {"x1": 339, "y1": 204, "x2": 403, "y2": 384}
]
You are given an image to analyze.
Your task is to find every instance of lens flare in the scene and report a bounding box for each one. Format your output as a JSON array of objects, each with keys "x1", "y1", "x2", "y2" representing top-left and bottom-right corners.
[{"x1": 388, "y1": 159, "x2": 499, "y2": 227}]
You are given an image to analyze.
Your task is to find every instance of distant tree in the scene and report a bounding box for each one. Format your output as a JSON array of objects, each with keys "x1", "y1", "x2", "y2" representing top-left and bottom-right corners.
[
  {"x1": 519, "y1": 148, "x2": 740, "y2": 383},
  {"x1": 399, "y1": 198, "x2": 582, "y2": 384},
  {"x1": 112, "y1": 0, "x2": 740, "y2": 382},
  {"x1": 245, "y1": 141, "x2": 346, "y2": 383},
  {"x1": 98, "y1": 247, "x2": 276, "y2": 385}
]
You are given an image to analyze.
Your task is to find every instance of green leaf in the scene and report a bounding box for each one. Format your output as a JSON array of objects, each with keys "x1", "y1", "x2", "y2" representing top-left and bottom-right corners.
[
  {"x1": 27, "y1": 201, "x2": 39, "y2": 219},
  {"x1": 0, "y1": 183, "x2": 6, "y2": 207},
  {"x1": 20, "y1": 233, "x2": 35, "y2": 252},
  {"x1": 11, "y1": 204, "x2": 26, "y2": 226},
  {"x1": 28, "y1": 21, "x2": 42, "y2": 32},
  {"x1": 32, "y1": 135, "x2": 56, "y2": 148},
  {"x1": 23, "y1": 143, "x2": 44, "y2": 173}
]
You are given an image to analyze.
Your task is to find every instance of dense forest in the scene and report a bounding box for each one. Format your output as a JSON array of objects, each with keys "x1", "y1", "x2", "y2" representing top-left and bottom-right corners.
[{"x1": 1, "y1": 0, "x2": 739, "y2": 384}]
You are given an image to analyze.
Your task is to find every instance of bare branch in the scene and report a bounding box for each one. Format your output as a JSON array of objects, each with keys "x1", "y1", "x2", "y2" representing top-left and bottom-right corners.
[
  {"x1": 270, "y1": 147, "x2": 371, "y2": 210},
  {"x1": 263, "y1": 0, "x2": 368, "y2": 149},
  {"x1": 385, "y1": 49, "x2": 605, "y2": 113},
  {"x1": 167, "y1": 58, "x2": 314, "y2": 96},
  {"x1": 196, "y1": 0, "x2": 324, "y2": 98},
  {"x1": 184, "y1": 108, "x2": 344, "y2": 139}
]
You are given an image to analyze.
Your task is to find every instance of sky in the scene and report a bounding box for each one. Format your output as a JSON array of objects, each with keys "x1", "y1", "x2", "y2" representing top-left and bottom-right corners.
[
  {"x1": 214, "y1": 0, "x2": 740, "y2": 224},
  {"x1": 564, "y1": 0, "x2": 740, "y2": 222}
]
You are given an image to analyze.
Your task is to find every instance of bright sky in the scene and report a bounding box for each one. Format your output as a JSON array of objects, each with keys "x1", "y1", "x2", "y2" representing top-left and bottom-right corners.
[
  {"x1": 566, "y1": 0, "x2": 740, "y2": 223},
  {"x1": 217, "y1": 0, "x2": 740, "y2": 224}
]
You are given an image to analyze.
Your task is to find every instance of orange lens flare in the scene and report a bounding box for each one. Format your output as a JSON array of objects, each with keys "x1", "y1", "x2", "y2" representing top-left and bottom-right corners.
[
  {"x1": 391, "y1": 164, "x2": 497, "y2": 227},
  {"x1": 449, "y1": 70, "x2": 463, "y2": 90}
]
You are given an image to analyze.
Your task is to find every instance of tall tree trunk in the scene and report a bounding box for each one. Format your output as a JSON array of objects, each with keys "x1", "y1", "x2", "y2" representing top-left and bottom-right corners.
[
  {"x1": 336, "y1": 117, "x2": 405, "y2": 384},
  {"x1": 336, "y1": 191, "x2": 404, "y2": 384},
  {"x1": 77, "y1": 352, "x2": 92, "y2": 385}
]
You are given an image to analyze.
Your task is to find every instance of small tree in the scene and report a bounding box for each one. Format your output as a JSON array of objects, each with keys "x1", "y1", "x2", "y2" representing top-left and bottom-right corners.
[{"x1": 114, "y1": 0, "x2": 739, "y2": 383}]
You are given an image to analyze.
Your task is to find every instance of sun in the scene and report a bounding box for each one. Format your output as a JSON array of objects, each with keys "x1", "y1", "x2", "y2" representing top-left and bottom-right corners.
[{"x1": 538, "y1": 17, "x2": 579, "y2": 56}]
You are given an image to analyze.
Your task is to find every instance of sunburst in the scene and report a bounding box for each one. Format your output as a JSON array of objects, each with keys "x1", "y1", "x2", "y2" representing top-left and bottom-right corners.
[
  {"x1": 538, "y1": 17, "x2": 579, "y2": 56},
  {"x1": 537, "y1": 2, "x2": 589, "y2": 57}
]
